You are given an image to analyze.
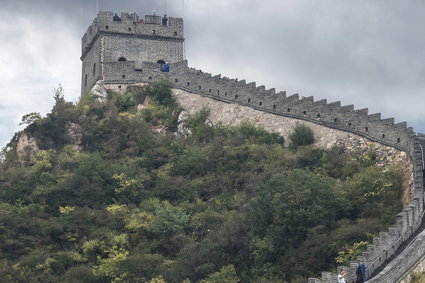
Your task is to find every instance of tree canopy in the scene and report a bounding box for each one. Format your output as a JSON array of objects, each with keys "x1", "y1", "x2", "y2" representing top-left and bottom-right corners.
[{"x1": 0, "y1": 81, "x2": 404, "y2": 282}]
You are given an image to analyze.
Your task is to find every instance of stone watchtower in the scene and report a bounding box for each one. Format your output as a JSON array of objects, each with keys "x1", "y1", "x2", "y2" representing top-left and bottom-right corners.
[{"x1": 80, "y1": 11, "x2": 185, "y2": 94}]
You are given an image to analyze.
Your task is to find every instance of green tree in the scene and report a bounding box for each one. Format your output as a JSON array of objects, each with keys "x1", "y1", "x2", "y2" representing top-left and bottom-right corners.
[
  {"x1": 200, "y1": 265, "x2": 239, "y2": 283},
  {"x1": 288, "y1": 124, "x2": 314, "y2": 147}
]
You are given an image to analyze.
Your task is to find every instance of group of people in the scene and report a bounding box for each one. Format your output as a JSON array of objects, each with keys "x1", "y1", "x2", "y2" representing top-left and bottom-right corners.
[{"x1": 338, "y1": 261, "x2": 366, "y2": 283}]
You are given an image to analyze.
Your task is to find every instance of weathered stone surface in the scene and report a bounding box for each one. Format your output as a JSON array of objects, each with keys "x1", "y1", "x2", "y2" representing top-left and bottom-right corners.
[
  {"x1": 137, "y1": 95, "x2": 153, "y2": 111},
  {"x1": 81, "y1": 11, "x2": 184, "y2": 94},
  {"x1": 66, "y1": 122, "x2": 83, "y2": 151},
  {"x1": 90, "y1": 80, "x2": 108, "y2": 99},
  {"x1": 176, "y1": 110, "x2": 192, "y2": 137},
  {"x1": 16, "y1": 133, "x2": 39, "y2": 161},
  {"x1": 81, "y1": 9, "x2": 423, "y2": 280},
  {"x1": 172, "y1": 88, "x2": 414, "y2": 203}
]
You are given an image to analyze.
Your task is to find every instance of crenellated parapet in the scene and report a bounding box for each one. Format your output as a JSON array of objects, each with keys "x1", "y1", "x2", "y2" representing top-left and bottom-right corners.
[
  {"x1": 82, "y1": 11, "x2": 425, "y2": 281},
  {"x1": 105, "y1": 60, "x2": 424, "y2": 282},
  {"x1": 133, "y1": 61, "x2": 417, "y2": 153},
  {"x1": 80, "y1": 11, "x2": 184, "y2": 95},
  {"x1": 81, "y1": 11, "x2": 184, "y2": 60}
]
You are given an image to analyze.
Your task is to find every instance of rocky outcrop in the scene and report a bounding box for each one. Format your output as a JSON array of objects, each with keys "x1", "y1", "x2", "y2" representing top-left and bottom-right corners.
[
  {"x1": 66, "y1": 122, "x2": 83, "y2": 151},
  {"x1": 16, "y1": 133, "x2": 39, "y2": 161},
  {"x1": 334, "y1": 136, "x2": 414, "y2": 206},
  {"x1": 90, "y1": 80, "x2": 108, "y2": 99},
  {"x1": 137, "y1": 95, "x2": 153, "y2": 111},
  {"x1": 171, "y1": 88, "x2": 414, "y2": 202},
  {"x1": 175, "y1": 111, "x2": 192, "y2": 137}
]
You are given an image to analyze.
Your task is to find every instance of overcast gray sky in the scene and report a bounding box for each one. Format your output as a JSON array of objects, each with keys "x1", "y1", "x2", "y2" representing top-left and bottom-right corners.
[{"x1": 1, "y1": 0, "x2": 424, "y2": 148}]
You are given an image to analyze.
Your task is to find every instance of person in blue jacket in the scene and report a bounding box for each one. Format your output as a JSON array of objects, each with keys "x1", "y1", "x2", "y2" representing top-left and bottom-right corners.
[
  {"x1": 161, "y1": 63, "x2": 169, "y2": 72},
  {"x1": 355, "y1": 260, "x2": 366, "y2": 283}
]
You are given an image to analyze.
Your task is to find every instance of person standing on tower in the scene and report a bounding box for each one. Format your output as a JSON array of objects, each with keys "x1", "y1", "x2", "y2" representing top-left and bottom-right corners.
[{"x1": 162, "y1": 14, "x2": 168, "y2": 26}]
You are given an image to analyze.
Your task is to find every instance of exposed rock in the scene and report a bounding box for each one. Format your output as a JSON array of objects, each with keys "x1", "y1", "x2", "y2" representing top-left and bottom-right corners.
[
  {"x1": 175, "y1": 111, "x2": 192, "y2": 137},
  {"x1": 66, "y1": 122, "x2": 83, "y2": 151},
  {"x1": 90, "y1": 80, "x2": 108, "y2": 99},
  {"x1": 137, "y1": 95, "x2": 153, "y2": 111},
  {"x1": 143, "y1": 95, "x2": 153, "y2": 106},
  {"x1": 205, "y1": 118, "x2": 213, "y2": 127},
  {"x1": 151, "y1": 125, "x2": 167, "y2": 134},
  {"x1": 172, "y1": 88, "x2": 414, "y2": 205},
  {"x1": 16, "y1": 133, "x2": 39, "y2": 161}
]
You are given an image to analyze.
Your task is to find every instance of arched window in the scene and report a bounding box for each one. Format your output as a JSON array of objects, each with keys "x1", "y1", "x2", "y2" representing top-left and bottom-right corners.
[
  {"x1": 118, "y1": 57, "x2": 127, "y2": 61},
  {"x1": 157, "y1": 60, "x2": 166, "y2": 65}
]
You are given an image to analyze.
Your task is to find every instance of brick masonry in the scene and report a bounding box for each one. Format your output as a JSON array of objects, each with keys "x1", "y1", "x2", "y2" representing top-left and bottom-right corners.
[{"x1": 83, "y1": 11, "x2": 425, "y2": 282}]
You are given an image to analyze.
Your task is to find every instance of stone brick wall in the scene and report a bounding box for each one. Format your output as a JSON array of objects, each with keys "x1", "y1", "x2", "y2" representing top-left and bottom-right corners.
[
  {"x1": 81, "y1": 39, "x2": 101, "y2": 94},
  {"x1": 82, "y1": 11, "x2": 425, "y2": 281},
  {"x1": 103, "y1": 61, "x2": 424, "y2": 282},
  {"x1": 368, "y1": 230, "x2": 425, "y2": 283},
  {"x1": 81, "y1": 11, "x2": 184, "y2": 94}
]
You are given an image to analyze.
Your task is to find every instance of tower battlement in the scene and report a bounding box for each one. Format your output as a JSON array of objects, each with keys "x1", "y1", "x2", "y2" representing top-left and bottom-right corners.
[
  {"x1": 81, "y1": 11, "x2": 185, "y2": 94},
  {"x1": 79, "y1": 11, "x2": 425, "y2": 282},
  {"x1": 81, "y1": 11, "x2": 184, "y2": 60}
]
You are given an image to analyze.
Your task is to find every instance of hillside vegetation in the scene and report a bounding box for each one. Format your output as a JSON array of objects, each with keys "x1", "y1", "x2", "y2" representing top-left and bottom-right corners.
[{"x1": 0, "y1": 81, "x2": 404, "y2": 282}]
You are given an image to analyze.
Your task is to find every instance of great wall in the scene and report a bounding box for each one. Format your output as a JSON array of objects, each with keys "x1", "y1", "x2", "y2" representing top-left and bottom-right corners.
[{"x1": 80, "y1": 11, "x2": 425, "y2": 282}]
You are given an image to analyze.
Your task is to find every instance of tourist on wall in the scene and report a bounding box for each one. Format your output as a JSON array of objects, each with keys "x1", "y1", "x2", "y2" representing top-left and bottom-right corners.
[
  {"x1": 162, "y1": 14, "x2": 168, "y2": 26},
  {"x1": 355, "y1": 260, "x2": 367, "y2": 283},
  {"x1": 338, "y1": 269, "x2": 346, "y2": 283}
]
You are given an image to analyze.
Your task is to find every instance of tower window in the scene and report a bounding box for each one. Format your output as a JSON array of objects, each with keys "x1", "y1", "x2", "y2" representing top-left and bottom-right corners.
[
  {"x1": 152, "y1": 30, "x2": 156, "y2": 34},
  {"x1": 259, "y1": 101, "x2": 262, "y2": 106},
  {"x1": 105, "y1": 25, "x2": 109, "y2": 29},
  {"x1": 287, "y1": 108, "x2": 291, "y2": 112},
  {"x1": 334, "y1": 118, "x2": 338, "y2": 123},
  {"x1": 122, "y1": 75, "x2": 126, "y2": 79},
  {"x1": 175, "y1": 78, "x2": 178, "y2": 82},
  {"x1": 199, "y1": 85, "x2": 202, "y2": 90},
  {"x1": 303, "y1": 111, "x2": 306, "y2": 115},
  {"x1": 93, "y1": 63, "x2": 96, "y2": 76},
  {"x1": 187, "y1": 82, "x2": 190, "y2": 86},
  {"x1": 174, "y1": 31, "x2": 178, "y2": 36},
  {"x1": 365, "y1": 127, "x2": 369, "y2": 132},
  {"x1": 235, "y1": 94, "x2": 238, "y2": 99},
  {"x1": 317, "y1": 113, "x2": 320, "y2": 118},
  {"x1": 273, "y1": 105, "x2": 276, "y2": 109},
  {"x1": 248, "y1": 98, "x2": 251, "y2": 103},
  {"x1": 128, "y1": 27, "x2": 132, "y2": 31},
  {"x1": 84, "y1": 74, "x2": 87, "y2": 87},
  {"x1": 118, "y1": 57, "x2": 127, "y2": 61},
  {"x1": 217, "y1": 90, "x2": 220, "y2": 95},
  {"x1": 348, "y1": 122, "x2": 352, "y2": 127},
  {"x1": 382, "y1": 134, "x2": 386, "y2": 138}
]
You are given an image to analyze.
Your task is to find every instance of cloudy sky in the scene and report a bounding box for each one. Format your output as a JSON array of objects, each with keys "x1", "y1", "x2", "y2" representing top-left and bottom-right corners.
[{"x1": 1, "y1": 0, "x2": 424, "y2": 148}]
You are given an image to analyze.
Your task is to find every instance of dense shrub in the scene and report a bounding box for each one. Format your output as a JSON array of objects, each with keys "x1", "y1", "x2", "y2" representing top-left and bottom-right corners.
[
  {"x1": 0, "y1": 81, "x2": 405, "y2": 282},
  {"x1": 288, "y1": 123, "x2": 314, "y2": 147}
]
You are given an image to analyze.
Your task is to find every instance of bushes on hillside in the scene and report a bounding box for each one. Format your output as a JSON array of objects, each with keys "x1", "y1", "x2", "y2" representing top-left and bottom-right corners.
[
  {"x1": 288, "y1": 123, "x2": 314, "y2": 147},
  {"x1": 0, "y1": 81, "x2": 405, "y2": 282}
]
